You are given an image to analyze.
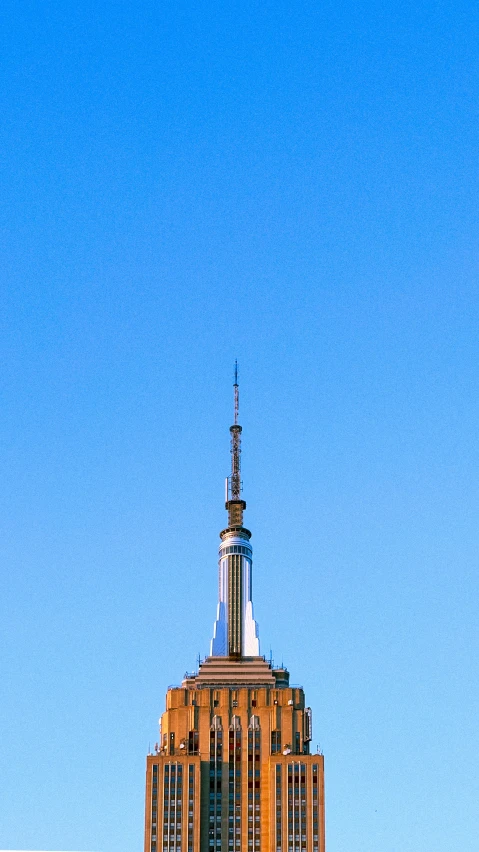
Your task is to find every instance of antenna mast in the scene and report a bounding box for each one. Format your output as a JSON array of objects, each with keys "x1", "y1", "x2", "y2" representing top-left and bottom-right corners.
[
  {"x1": 234, "y1": 360, "x2": 239, "y2": 425},
  {"x1": 230, "y1": 360, "x2": 241, "y2": 500}
]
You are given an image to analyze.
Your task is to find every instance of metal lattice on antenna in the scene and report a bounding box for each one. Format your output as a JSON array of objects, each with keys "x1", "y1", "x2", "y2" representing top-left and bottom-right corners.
[
  {"x1": 234, "y1": 360, "x2": 239, "y2": 425},
  {"x1": 230, "y1": 360, "x2": 242, "y2": 500}
]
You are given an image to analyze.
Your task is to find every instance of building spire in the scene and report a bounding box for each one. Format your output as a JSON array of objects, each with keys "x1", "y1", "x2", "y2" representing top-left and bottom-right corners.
[
  {"x1": 210, "y1": 365, "x2": 260, "y2": 658},
  {"x1": 234, "y1": 359, "x2": 239, "y2": 424},
  {"x1": 225, "y1": 360, "x2": 246, "y2": 526},
  {"x1": 228, "y1": 360, "x2": 243, "y2": 508}
]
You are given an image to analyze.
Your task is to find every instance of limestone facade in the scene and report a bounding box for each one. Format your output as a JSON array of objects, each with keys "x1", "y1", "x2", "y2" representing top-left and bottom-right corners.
[{"x1": 144, "y1": 657, "x2": 325, "y2": 852}]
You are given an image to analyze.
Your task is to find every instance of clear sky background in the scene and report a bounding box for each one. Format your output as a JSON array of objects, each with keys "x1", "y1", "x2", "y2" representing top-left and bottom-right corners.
[{"x1": 1, "y1": 1, "x2": 478, "y2": 850}]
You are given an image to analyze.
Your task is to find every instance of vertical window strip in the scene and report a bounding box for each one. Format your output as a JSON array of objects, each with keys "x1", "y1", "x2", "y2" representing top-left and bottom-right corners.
[
  {"x1": 151, "y1": 764, "x2": 158, "y2": 852},
  {"x1": 163, "y1": 764, "x2": 170, "y2": 852},
  {"x1": 300, "y1": 763, "x2": 306, "y2": 852},
  {"x1": 163, "y1": 763, "x2": 182, "y2": 852},
  {"x1": 287, "y1": 762, "x2": 306, "y2": 852},
  {"x1": 173, "y1": 765, "x2": 177, "y2": 852},
  {"x1": 229, "y1": 728, "x2": 242, "y2": 852},
  {"x1": 275, "y1": 764, "x2": 282, "y2": 852},
  {"x1": 248, "y1": 724, "x2": 261, "y2": 852},
  {"x1": 312, "y1": 765, "x2": 319, "y2": 852},
  {"x1": 287, "y1": 764, "x2": 293, "y2": 852},
  {"x1": 228, "y1": 554, "x2": 243, "y2": 656},
  {"x1": 248, "y1": 731, "x2": 253, "y2": 851},
  {"x1": 210, "y1": 727, "x2": 223, "y2": 851},
  {"x1": 177, "y1": 764, "x2": 183, "y2": 852},
  {"x1": 188, "y1": 764, "x2": 195, "y2": 852},
  {"x1": 294, "y1": 764, "x2": 299, "y2": 852},
  {"x1": 173, "y1": 764, "x2": 178, "y2": 852}
]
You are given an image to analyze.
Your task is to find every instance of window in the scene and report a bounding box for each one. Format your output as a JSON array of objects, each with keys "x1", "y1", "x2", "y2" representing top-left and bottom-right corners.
[
  {"x1": 188, "y1": 730, "x2": 199, "y2": 755},
  {"x1": 271, "y1": 731, "x2": 281, "y2": 754},
  {"x1": 222, "y1": 545, "x2": 252, "y2": 556}
]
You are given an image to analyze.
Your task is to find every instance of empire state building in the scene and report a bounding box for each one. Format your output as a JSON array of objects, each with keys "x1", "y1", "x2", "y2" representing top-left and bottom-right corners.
[{"x1": 144, "y1": 370, "x2": 326, "y2": 852}]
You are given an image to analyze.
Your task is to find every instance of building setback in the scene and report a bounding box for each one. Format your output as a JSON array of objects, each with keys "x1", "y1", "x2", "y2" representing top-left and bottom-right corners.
[{"x1": 144, "y1": 368, "x2": 326, "y2": 852}]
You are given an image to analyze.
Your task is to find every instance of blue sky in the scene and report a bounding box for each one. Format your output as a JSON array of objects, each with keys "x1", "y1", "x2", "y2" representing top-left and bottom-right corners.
[{"x1": 1, "y1": 1, "x2": 478, "y2": 850}]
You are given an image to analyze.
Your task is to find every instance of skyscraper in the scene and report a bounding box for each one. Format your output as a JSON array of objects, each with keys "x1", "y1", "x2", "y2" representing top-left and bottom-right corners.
[{"x1": 144, "y1": 369, "x2": 326, "y2": 852}]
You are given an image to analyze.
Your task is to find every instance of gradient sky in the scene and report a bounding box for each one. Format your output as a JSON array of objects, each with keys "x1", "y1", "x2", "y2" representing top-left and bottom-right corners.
[{"x1": 1, "y1": 2, "x2": 478, "y2": 851}]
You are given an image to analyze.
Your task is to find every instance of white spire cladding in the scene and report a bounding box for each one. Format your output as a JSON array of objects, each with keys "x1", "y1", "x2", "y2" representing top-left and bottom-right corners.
[{"x1": 210, "y1": 363, "x2": 260, "y2": 658}]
